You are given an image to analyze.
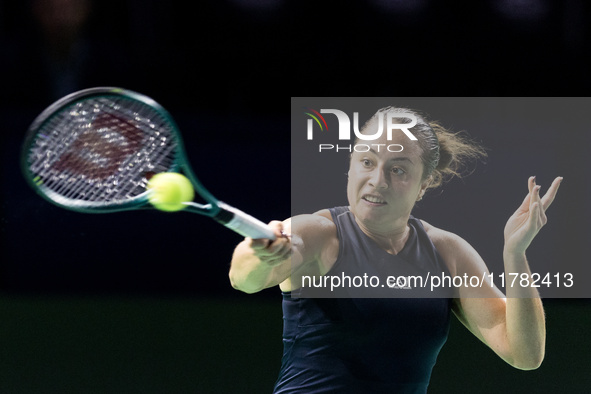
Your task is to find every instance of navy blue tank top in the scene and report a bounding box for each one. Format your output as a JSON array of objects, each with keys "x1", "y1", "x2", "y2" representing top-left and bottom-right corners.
[{"x1": 273, "y1": 207, "x2": 452, "y2": 393}]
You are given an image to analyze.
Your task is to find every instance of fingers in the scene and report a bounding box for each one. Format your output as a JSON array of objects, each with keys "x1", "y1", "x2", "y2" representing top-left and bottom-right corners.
[
  {"x1": 527, "y1": 177, "x2": 555, "y2": 231},
  {"x1": 528, "y1": 175, "x2": 536, "y2": 194},
  {"x1": 528, "y1": 199, "x2": 547, "y2": 228},
  {"x1": 249, "y1": 220, "x2": 292, "y2": 266},
  {"x1": 529, "y1": 182, "x2": 542, "y2": 210},
  {"x1": 524, "y1": 176, "x2": 563, "y2": 212},
  {"x1": 516, "y1": 178, "x2": 534, "y2": 211},
  {"x1": 528, "y1": 181, "x2": 543, "y2": 218},
  {"x1": 541, "y1": 176, "x2": 563, "y2": 210},
  {"x1": 250, "y1": 221, "x2": 285, "y2": 248}
]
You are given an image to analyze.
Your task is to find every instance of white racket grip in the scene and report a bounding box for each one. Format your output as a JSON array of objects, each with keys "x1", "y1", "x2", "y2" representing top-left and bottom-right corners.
[{"x1": 215, "y1": 202, "x2": 276, "y2": 240}]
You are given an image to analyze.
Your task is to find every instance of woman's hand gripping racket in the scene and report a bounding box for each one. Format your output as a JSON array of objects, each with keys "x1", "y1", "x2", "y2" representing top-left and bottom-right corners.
[{"x1": 21, "y1": 87, "x2": 275, "y2": 240}]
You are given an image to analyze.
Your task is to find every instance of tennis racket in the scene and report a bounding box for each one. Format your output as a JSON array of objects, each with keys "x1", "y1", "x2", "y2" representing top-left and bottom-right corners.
[{"x1": 21, "y1": 87, "x2": 276, "y2": 240}]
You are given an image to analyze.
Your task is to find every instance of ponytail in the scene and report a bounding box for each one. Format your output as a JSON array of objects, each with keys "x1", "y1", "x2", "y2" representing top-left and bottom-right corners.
[{"x1": 427, "y1": 122, "x2": 487, "y2": 190}]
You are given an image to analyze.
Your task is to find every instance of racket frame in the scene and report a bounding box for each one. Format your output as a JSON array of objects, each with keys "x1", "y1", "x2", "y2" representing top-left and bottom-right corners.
[{"x1": 22, "y1": 87, "x2": 276, "y2": 239}]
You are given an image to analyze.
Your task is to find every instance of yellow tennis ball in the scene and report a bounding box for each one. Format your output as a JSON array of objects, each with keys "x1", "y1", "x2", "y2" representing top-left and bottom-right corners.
[{"x1": 147, "y1": 173, "x2": 194, "y2": 212}]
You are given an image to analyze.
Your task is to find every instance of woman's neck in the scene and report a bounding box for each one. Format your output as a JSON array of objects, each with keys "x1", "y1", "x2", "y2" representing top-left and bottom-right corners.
[{"x1": 355, "y1": 215, "x2": 411, "y2": 255}]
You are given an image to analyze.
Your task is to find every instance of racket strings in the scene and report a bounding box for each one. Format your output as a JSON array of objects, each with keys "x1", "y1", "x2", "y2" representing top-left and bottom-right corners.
[{"x1": 27, "y1": 96, "x2": 178, "y2": 206}]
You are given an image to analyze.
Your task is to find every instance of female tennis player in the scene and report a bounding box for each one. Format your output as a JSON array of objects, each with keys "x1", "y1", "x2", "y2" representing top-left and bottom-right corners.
[{"x1": 229, "y1": 107, "x2": 562, "y2": 393}]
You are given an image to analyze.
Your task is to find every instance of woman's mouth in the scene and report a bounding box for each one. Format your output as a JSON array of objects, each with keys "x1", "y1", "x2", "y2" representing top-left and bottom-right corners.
[{"x1": 362, "y1": 194, "x2": 387, "y2": 205}]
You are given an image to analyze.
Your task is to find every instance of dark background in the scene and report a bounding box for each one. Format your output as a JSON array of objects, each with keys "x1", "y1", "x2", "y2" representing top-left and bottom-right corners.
[{"x1": 1, "y1": 0, "x2": 590, "y2": 393}]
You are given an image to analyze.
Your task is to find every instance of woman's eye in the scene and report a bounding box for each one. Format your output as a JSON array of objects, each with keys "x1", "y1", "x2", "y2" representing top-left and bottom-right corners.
[{"x1": 361, "y1": 159, "x2": 372, "y2": 167}]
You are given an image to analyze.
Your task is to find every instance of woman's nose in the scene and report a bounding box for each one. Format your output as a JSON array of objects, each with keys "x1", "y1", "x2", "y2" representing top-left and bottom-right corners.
[{"x1": 368, "y1": 168, "x2": 388, "y2": 189}]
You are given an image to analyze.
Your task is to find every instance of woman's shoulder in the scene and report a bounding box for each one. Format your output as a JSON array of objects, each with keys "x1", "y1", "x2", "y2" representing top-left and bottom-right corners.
[
  {"x1": 313, "y1": 206, "x2": 351, "y2": 222},
  {"x1": 420, "y1": 219, "x2": 456, "y2": 243},
  {"x1": 313, "y1": 208, "x2": 333, "y2": 221},
  {"x1": 420, "y1": 219, "x2": 486, "y2": 277},
  {"x1": 420, "y1": 220, "x2": 475, "y2": 272},
  {"x1": 293, "y1": 207, "x2": 344, "y2": 224},
  {"x1": 288, "y1": 209, "x2": 337, "y2": 236},
  {"x1": 420, "y1": 219, "x2": 474, "y2": 249}
]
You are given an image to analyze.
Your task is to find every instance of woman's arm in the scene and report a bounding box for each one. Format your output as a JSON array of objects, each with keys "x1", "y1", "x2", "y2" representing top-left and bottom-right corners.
[
  {"x1": 229, "y1": 219, "x2": 292, "y2": 294},
  {"x1": 229, "y1": 213, "x2": 336, "y2": 294},
  {"x1": 434, "y1": 176, "x2": 562, "y2": 370},
  {"x1": 498, "y1": 176, "x2": 562, "y2": 368}
]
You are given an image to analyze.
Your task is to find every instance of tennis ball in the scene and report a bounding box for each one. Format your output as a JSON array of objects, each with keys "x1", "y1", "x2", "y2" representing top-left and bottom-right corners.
[{"x1": 147, "y1": 173, "x2": 194, "y2": 212}]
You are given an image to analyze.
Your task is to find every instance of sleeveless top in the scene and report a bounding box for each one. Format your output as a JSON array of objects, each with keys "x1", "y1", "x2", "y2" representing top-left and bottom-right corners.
[{"x1": 273, "y1": 207, "x2": 452, "y2": 394}]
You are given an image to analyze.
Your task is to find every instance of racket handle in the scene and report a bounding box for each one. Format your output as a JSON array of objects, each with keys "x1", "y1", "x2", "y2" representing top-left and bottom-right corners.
[{"x1": 215, "y1": 202, "x2": 276, "y2": 240}]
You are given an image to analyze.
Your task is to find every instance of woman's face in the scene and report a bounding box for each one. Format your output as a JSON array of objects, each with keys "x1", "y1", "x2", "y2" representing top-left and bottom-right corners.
[{"x1": 347, "y1": 129, "x2": 429, "y2": 232}]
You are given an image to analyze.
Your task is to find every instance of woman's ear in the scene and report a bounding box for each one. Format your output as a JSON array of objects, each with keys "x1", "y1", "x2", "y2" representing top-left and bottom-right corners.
[{"x1": 417, "y1": 176, "x2": 432, "y2": 201}]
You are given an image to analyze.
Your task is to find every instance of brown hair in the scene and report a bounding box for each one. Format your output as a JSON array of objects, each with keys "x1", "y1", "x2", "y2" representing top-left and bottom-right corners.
[{"x1": 361, "y1": 107, "x2": 487, "y2": 190}]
